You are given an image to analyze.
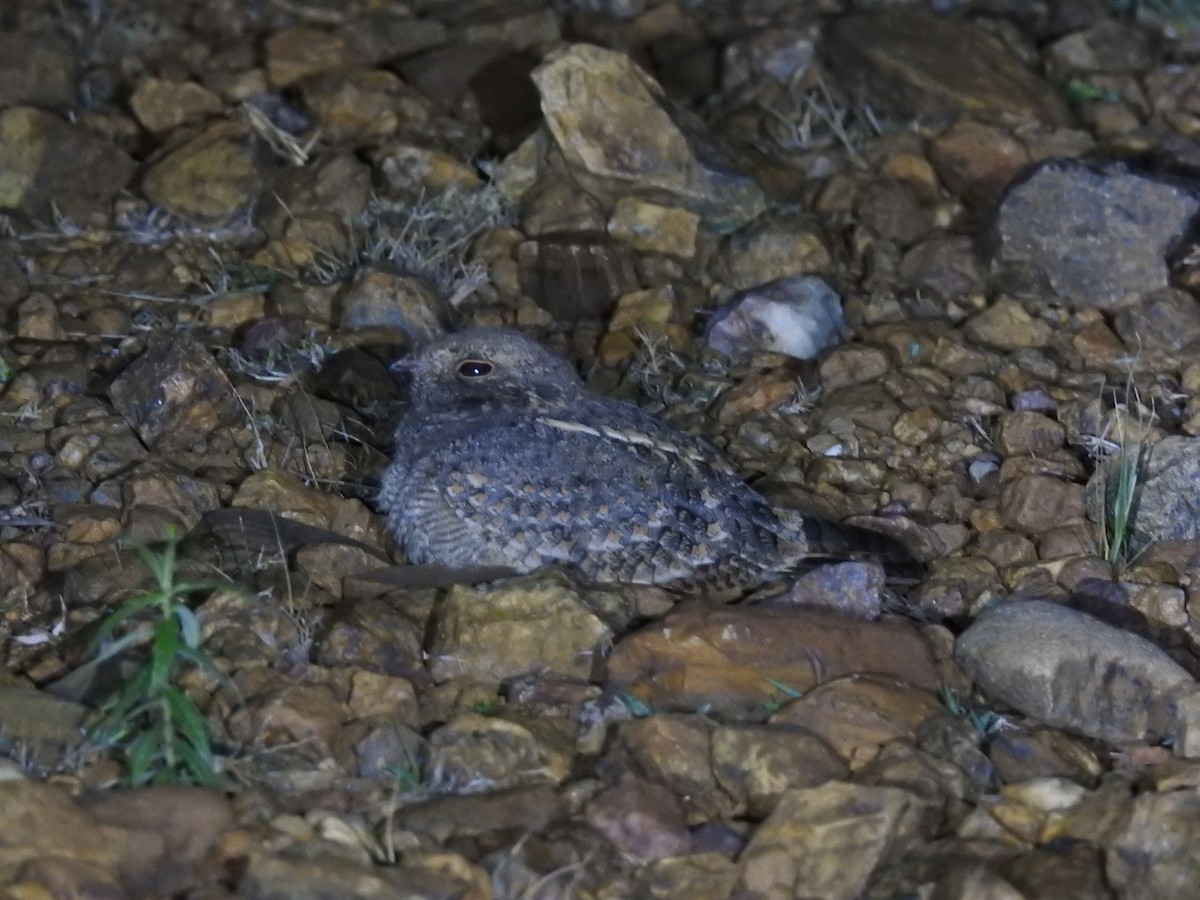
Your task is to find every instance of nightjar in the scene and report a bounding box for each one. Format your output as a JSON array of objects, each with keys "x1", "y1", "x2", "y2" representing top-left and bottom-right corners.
[{"x1": 379, "y1": 327, "x2": 849, "y2": 591}]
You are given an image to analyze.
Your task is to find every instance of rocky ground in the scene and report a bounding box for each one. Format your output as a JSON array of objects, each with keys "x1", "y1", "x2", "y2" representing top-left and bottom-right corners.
[{"x1": 2, "y1": 0, "x2": 1200, "y2": 896}]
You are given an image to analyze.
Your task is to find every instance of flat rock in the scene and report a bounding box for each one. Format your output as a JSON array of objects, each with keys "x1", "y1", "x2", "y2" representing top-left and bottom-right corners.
[
  {"x1": 606, "y1": 603, "x2": 938, "y2": 717},
  {"x1": 955, "y1": 599, "x2": 1196, "y2": 742}
]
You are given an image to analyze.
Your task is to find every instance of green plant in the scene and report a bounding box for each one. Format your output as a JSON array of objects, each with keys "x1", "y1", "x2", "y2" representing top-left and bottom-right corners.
[{"x1": 86, "y1": 531, "x2": 236, "y2": 786}]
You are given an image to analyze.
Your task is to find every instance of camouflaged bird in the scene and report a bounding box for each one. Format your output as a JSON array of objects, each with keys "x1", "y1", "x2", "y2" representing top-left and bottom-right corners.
[{"x1": 379, "y1": 327, "x2": 856, "y2": 592}]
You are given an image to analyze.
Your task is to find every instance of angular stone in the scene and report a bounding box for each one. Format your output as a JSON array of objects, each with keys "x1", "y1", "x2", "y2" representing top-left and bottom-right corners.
[
  {"x1": 533, "y1": 43, "x2": 765, "y2": 229},
  {"x1": 141, "y1": 122, "x2": 264, "y2": 222},
  {"x1": 736, "y1": 781, "x2": 930, "y2": 900},
  {"x1": 0, "y1": 107, "x2": 134, "y2": 223},
  {"x1": 109, "y1": 338, "x2": 243, "y2": 453},
  {"x1": 428, "y1": 576, "x2": 613, "y2": 683}
]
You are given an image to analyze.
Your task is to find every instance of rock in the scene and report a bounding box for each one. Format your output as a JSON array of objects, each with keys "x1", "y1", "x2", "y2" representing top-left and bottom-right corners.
[
  {"x1": 818, "y1": 346, "x2": 891, "y2": 390},
  {"x1": 16, "y1": 294, "x2": 65, "y2": 340},
  {"x1": 109, "y1": 338, "x2": 244, "y2": 453},
  {"x1": 391, "y1": 784, "x2": 560, "y2": 843},
  {"x1": 963, "y1": 297, "x2": 1053, "y2": 350},
  {"x1": 264, "y1": 26, "x2": 356, "y2": 87},
  {"x1": 532, "y1": 43, "x2": 765, "y2": 229},
  {"x1": 617, "y1": 715, "x2": 726, "y2": 818},
  {"x1": 988, "y1": 160, "x2": 1200, "y2": 309},
  {"x1": 705, "y1": 275, "x2": 846, "y2": 361},
  {"x1": 771, "y1": 676, "x2": 945, "y2": 769},
  {"x1": 988, "y1": 728, "x2": 1103, "y2": 786},
  {"x1": 517, "y1": 232, "x2": 640, "y2": 321},
  {"x1": 929, "y1": 120, "x2": 1031, "y2": 208},
  {"x1": 257, "y1": 152, "x2": 372, "y2": 262},
  {"x1": 129, "y1": 78, "x2": 223, "y2": 134},
  {"x1": 373, "y1": 144, "x2": 482, "y2": 199},
  {"x1": 77, "y1": 786, "x2": 233, "y2": 897},
  {"x1": 141, "y1": 121, "x2": 265, "y2": 222},
  {"x1": 995, "y1": 411, "x2": 1066, "y2": 457},
  {"x1": 606, "y1": 603, "x2": 938, "y2": 717},
  {"x1": 336, "y1": 266, "x2": 453, "y2": 338},
  {"x1": 955, "y1": 599, "x2": 1196, "y2": 741},
  {"x1": 606, "y1": 197, "x2": 700, "y2": 258},
  {"x1": 712, "y1": 724, "x2": 849, "y2": 817},
  {"x1": 238, "y1": 851, "x2": 480, "y2": 899},
  {"x1": 1086, "y1": 436, "x2": 1200, "y2": 550},
  {"x1": 427, "y1": 713, "x2": 573, "y2": 790},
  {"x1": 607, "y1": 285, "x2": 675, "y2": 332},
  {"x1": 711, "y1": 216, "x2": 832, "y2": 290},
  {"x1": 771, "y1": 561, "x2": 886, "y2": 620},
  {"x1": 300, "y1": 69, "x2": 432, "y2": 145},
  {"x1": 427, "y1": 576, "x2": 613, "y2": 683},
  {"x1": 998, "y1": 475, "x2": 1086, "y2": 534},
  {"x1": 0, "y1": 32, "x2": 75, "y2": 109},
  {"x1": 228, "y1": 680, "x2": 347, "y2": 759},
  {"x1": 1111, "y1": 288, "x2": 1200, "y2": 353},
  {"x1": 736, "y1": 781, "x2": 930, "y2": 900},
  {"x1": 585, "y1": 778, "x2": 692, "y2": 862},
  {"x1": 0, "y1": 107, "x2": 135, "y2": 224},
  {"x1": 0, "y1": 685, "x2": 87, "y2": 745},
  {"x1": 1107, "y1": 789, "x2": 1200, "y2": 898},
  {"x1": 825, "y1": 9, "x2": 1069, "y2": 124}
]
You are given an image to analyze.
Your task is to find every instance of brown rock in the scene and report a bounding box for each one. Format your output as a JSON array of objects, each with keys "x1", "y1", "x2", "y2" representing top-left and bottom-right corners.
[
  {"x1": 427, "y1": 713, "x2": 573, "y2": 790},
  {"x1": 264, "y1": 27, "x2": 354, "y2": 87},
  {"x1": 585, "y1": 778, "x2": 692, "y2": 862},
  {"x1": 141, "y1": 121, "x2": 264, "y2": 222},
  {"x1": 606, "y1": 603, "x2": 938, "y2": 717},
  {"x1": 771, "y1": 675, "x2": 944, "y2": 769},
  {"x1": 0, "y1": 107, "x2": 135, "y2": 223},
  {"x1": 712, "y1": 724, "x2": 849, "y2": 817},
  {"x1": 109, "y1": 338, "x2": 244, "y2": 453},
  {"x1": 998, "y1": 475, "x2": 1086, "y2": 534},
  {"x1": 617, "y1": 715, "x2": 725, "y2": 819},
  {"x1": 736, "y1": 781, "x2": 930, "y2": 900},
  {"x1": 300, "y1": 69, "x2": 431, "y2": 145},
  {"x1": 517, "y1": 232, "x2": 640, "y2": 321},
  {"x1": 1107, "y1": 789, "x2": 1200, "y2": 898},
  {"x1": 995, "y1": 411, "x2": 1066, "y2": 457},
  {"x1": 963, "y1": 298, "x2": 1053, "y2": 351},
  {"x1": 929, "y1": 120, "x2": 1030, "y2": 208},
  {"x1": 533, "y1": 43, "x2": 765, "y2": 228},
  {"x1": 129, "y1": 79, "x2": 223, "y2": 134},
  {"x1": 0, "y1": 33, "x2": 75, "y2": 109},
  {"x1": 427, "y1": 576, "x2": 613, "y2": 683},
  {"x1": 712, "y1": 216, "x2": 831, "y2": 290},
  {"x1": 825, "y1": 9, "x2": 1069, "y2": 124},
  {"x1": 607, "y1": 198, "x2": 700, "y2": 258}
]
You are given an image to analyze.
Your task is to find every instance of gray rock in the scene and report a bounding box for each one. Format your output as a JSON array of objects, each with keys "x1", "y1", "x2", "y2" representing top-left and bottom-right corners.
[
  {"x1": 988, "y1": 160, "x2": 1200, "y2": 309},
  {"x1": 1086, "y1": 435, "x2": 1200, "y2": 549},
  {"x1": 705, "y1": 275, "x2": 846, "y2": 360},
  {"x1": 954, "y1": 599, "x2": 1195, "y2": 742}
]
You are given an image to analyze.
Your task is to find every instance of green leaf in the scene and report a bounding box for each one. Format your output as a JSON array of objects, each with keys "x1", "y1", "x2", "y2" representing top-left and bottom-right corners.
[
  {"x1": 148, "y1": 619, "x2": 180, "y2": 690},
  {"x1": 164, "y1": 688, "x2": 211, "y2": 754}
]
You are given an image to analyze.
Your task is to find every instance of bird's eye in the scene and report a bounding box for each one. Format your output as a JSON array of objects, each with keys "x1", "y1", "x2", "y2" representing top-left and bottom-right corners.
[{"x1": 456, "y1": 358, "x2": 493, "y2": 378}]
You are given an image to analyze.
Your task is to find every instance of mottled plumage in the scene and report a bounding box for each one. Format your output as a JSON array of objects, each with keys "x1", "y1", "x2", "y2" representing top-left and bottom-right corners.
[{"x1": 379, "y1": 328, "x2": 833, "y2": 591}]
